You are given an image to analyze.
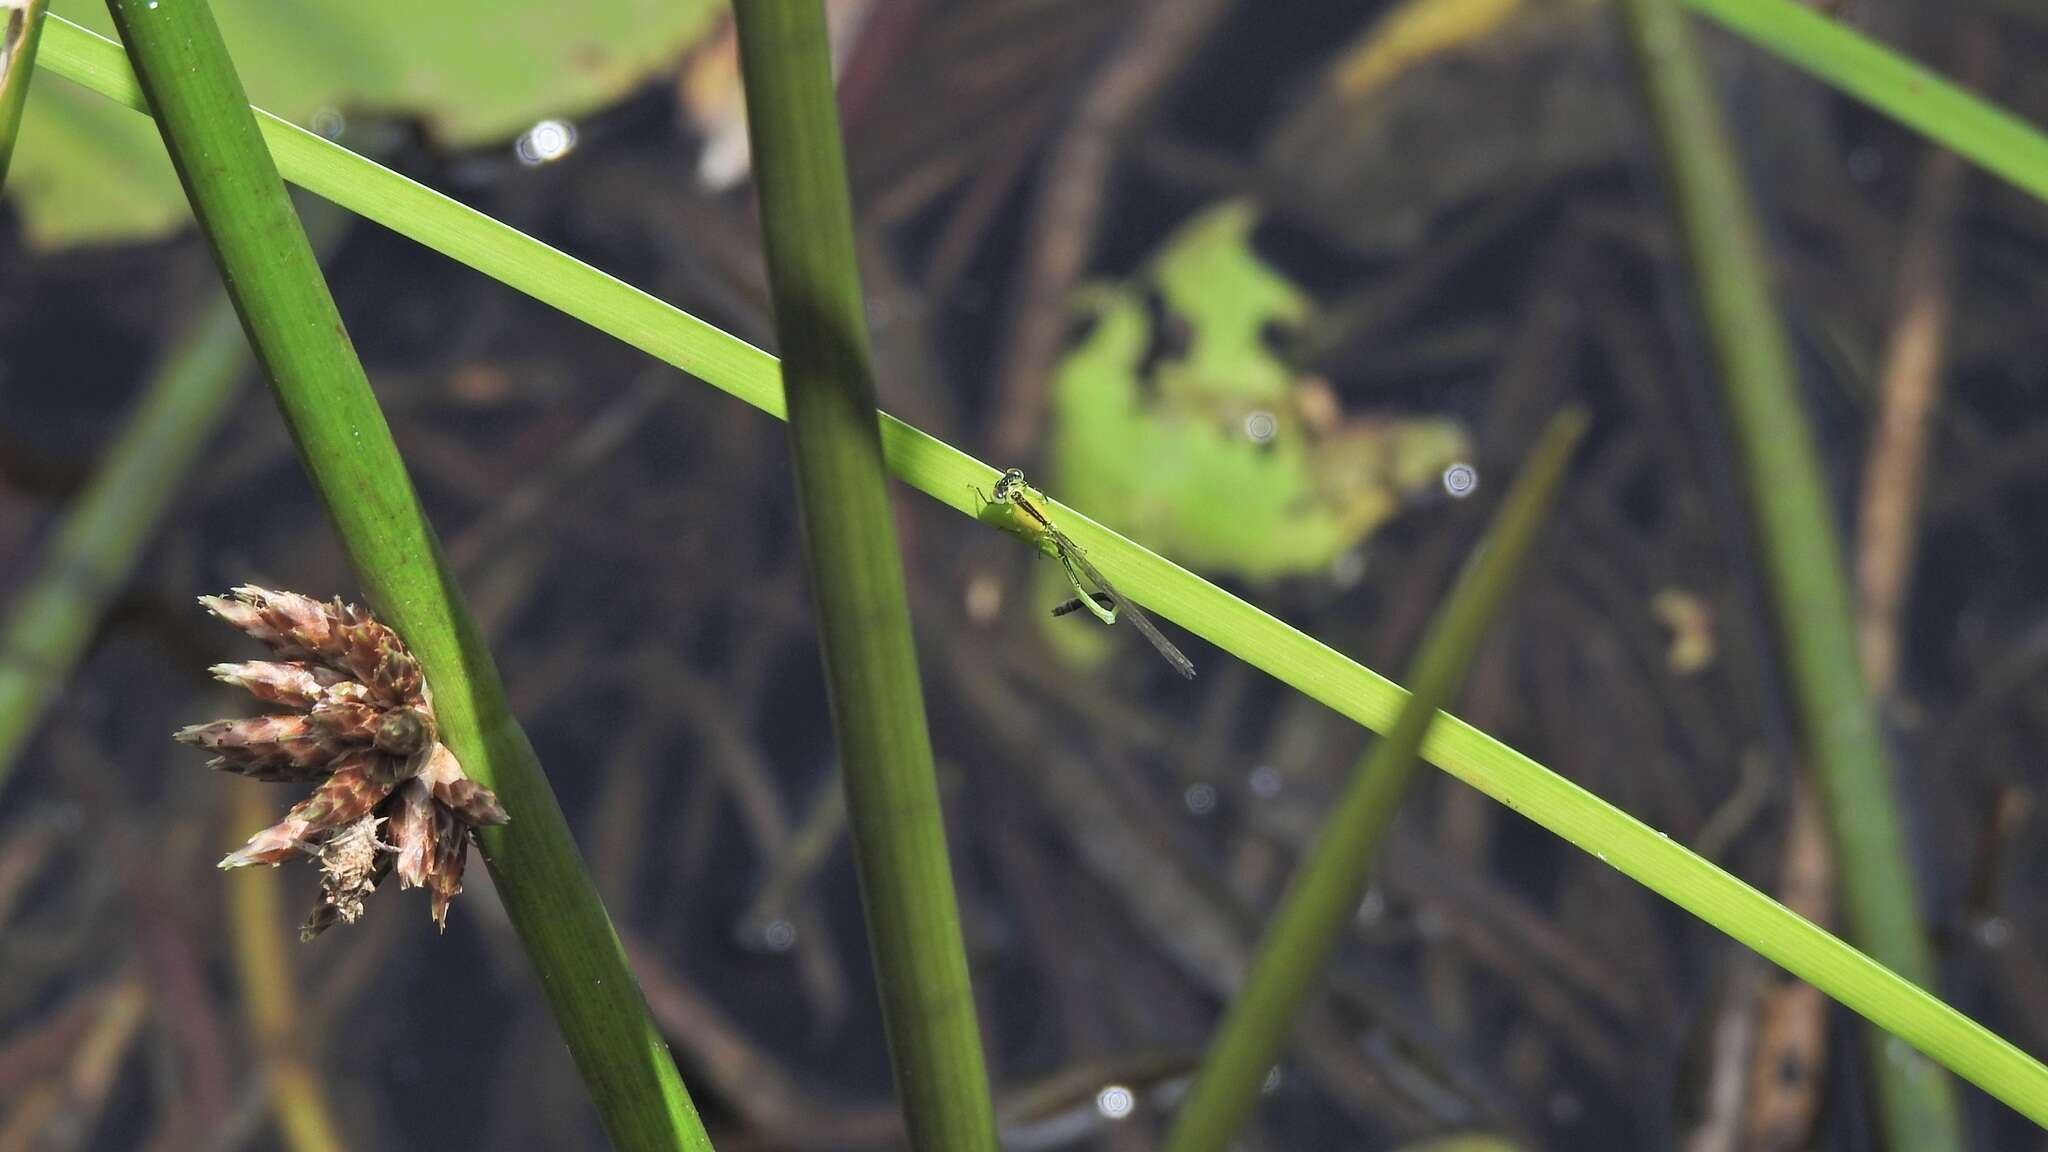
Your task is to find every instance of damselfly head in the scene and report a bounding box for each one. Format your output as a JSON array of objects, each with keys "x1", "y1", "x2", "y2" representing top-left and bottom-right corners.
[{"x1": 993, "y1": 468, "x2": 1028, "y2": 502}]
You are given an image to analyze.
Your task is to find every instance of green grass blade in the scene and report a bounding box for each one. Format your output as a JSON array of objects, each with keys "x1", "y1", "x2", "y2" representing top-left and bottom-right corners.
[
  {"x1": 95, "y1": 3, "x2": 707, "y2": 1147},
  {"x1": 1617, "y1": 0, "x2": 1963, "y2": 1144},
  {"x1": 34, "y1": 15, "x2": 2048, "y2": 1127},
  {"x1": 1683, "y1": 0, "x2": 2048, "y2": 205},
  {"x1": 1166, "y1": 410, "x2": 1587, "y2": 1152},
  {"x1": 0, "y1": 0, "x2": 48, "y2": 184},
  {"x1": 730, "y1": 1, "x2": 996, "y2": 1148}
]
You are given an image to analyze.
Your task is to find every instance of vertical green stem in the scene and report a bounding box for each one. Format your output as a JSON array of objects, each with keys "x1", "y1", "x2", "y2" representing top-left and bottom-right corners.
[
  {"x1": 1613, "y1": 1, "x2": 1963, "y2": 1146},
  {"x1": 101, "y1": 3, "x2": 708, "y2": 1146},
  {"x1": 1165, "y1": 411, "x2": 1586, "y2": 1152},
  {"x1": 730, "y1": 2, "x2": 997, "y2": 1149},
  {"x1": 0, "y1": 0, "x2": 47, "y2": 184}
]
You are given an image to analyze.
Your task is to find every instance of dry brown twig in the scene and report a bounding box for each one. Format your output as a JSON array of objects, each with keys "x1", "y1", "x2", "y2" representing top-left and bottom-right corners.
[{"x1": 1855, "y1": 24, "x2": 1995, "y2": 694}]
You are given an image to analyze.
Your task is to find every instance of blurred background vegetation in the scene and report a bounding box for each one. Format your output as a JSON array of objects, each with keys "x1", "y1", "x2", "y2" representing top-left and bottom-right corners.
[{"x1": 2, "y1": 0, "x2": 2045, "y2": 1148}]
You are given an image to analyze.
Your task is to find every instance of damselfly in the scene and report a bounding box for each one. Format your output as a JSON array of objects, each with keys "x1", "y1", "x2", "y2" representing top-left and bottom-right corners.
[{"x1": 977, "y1": 468, "x2": 1196, "y2": 679}]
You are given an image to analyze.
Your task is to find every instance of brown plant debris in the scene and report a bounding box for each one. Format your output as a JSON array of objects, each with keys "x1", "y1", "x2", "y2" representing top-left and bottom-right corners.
[{"x1": 176, "y1": 587, "x2": 509, "y2": 938}]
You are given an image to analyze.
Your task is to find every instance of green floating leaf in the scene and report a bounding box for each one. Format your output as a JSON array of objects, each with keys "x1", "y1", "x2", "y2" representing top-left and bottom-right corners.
[
  {"x1": 1050, "y1": 199, "x2": 1469, "y2": 584},
  {"x1": 9, "y1": 0, "x2": 722, "y2": 247}
]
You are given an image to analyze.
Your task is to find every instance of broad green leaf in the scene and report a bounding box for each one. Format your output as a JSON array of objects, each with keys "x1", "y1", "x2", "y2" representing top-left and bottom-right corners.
[
  {"x1": 9, "y1": 0, "x2": 722, "y2": 247},
  {"x1": 1050, "y1": 200, "x2": 1469, "y2": 584}
]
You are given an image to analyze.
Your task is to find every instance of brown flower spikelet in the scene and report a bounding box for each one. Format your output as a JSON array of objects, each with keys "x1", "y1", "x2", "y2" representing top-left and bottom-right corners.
[
  {"x1": 301, "y1": 814, "x2": 393, "y2": 940},
  {"x1": 307, "y1": 698, "x2": 382, "y2": 744},
  {"x1": 387, "y1": 779, "x2": 437, "y2": 889},
  {"x1": 426, "y1": 805, "x2": 468, "y2": 930},
  {"x1": 183, "y1": 587, "x2": 508, "y2": 935},
  {"x1": 209, "y1": 661, "x2": 344, "y2": 708},
  {"x1": 176, "y1": 714, "x2": 340, "y2": 777}
]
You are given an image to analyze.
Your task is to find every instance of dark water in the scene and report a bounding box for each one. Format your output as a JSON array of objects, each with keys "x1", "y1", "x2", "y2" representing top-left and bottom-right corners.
[{"x1": 3, "y1": 2, "x2": 2047, "y2": 1150}]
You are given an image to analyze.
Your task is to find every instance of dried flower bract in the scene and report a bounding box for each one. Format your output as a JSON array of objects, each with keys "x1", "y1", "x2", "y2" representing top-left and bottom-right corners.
[{"x1": 177, "y1": 587, "x2": 509, "y2": 938}]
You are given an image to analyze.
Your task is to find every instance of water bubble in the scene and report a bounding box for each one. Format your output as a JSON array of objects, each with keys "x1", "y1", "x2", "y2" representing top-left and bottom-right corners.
[
  {"x1": 1975, "y1": 916, "x2": 2013, "y2": 950},
  {"x1": 760, "y1": 918, "x2": 797, "y2": 952},
  {"x1": 309, "y1": 108, "x2": 347, "y2": 139},
  {"x1": 1183, "y1": 782, "x2": 1217, "y2": 816},
  {"x1": 1442, "y1": 462, "x2": 1478, "y2": 498},
  {"x1": 1355, "y1": 888, "x2": 1387, "y2": 927},
  {"x1": 1244, "y1": 410, "x2": 1278, "y2": 444},
  {"x1": 515, "y1": 118, "x2": 578, "y2": 166},
  {"x1": 1094, "y1": 1085, "x2": 1135, "y2": 1120},
  {"x1": 1261, "y1": 1067, "x2": 1283, "y2": 1094},
  {"x1": 1248, "y1": 764, "x2": 1284, "y2": 799}
]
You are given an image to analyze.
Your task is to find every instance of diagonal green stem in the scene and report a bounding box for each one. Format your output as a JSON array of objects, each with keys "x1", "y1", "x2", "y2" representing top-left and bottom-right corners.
[
  {"x1": 730, "y1": 2, "x2": 996, "y2": 1147},
  {"x1": 1166, "y1": 410, "x2": 1586, "y2": 1152},
  {"x1": 97, "y1": 2, "x2": 707, "y2": 1147},
  {"x1": 0, "y1": 296, "x2": 246, "y2": 794},
  {"x1": 33, "y1": 15, "x2": 2048, "y2": 1129},
  {"x1": 1682, "y1": 0, "x2": 2048, "y2": 205},
  {"x1": 1615, "y1": 0, "x2": 1962, "y2": 1145},
  {"x1": 0, "y1": 199, "x2": 347, "y2": 802}
]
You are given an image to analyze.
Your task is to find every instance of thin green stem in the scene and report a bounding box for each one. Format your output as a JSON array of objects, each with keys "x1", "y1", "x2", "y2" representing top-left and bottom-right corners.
[
  {"x1": 1615, "y1": 0, "x2": 1962, "y2": 1145},
  {"x1": 34, "y1": 15, "x2": 2048, "y2": 1128},
  {"x1": 99, "y1": 2, "x2": 707, "y2": 1147},
  {"x1": 0, "y1": 0, "x2": 47, "y2": 184},
  {"x1": 731, "y1": 1, "x2": 996, "y2": 1148},
  {"x1": 1682, "y1": 0, "x2": 2048, "y2": 205},
  {"x1": 1166, "y1": 411, "x2": 1586, "y2": 1152}
]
